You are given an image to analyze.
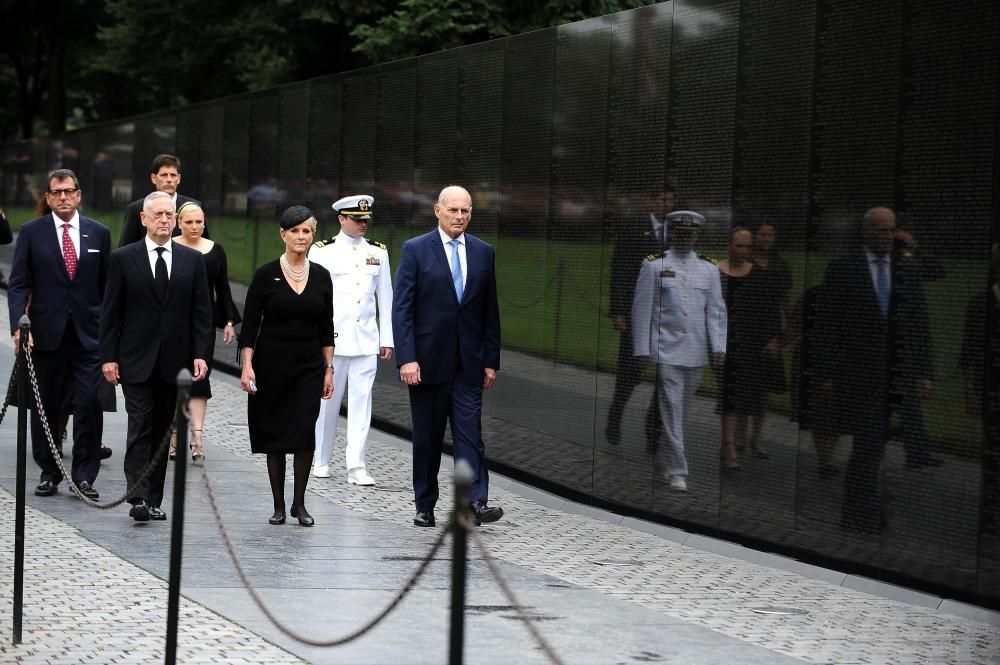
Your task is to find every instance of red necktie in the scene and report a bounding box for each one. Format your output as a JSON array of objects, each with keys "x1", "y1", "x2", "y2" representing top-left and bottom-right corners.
[{"x1": 62, "y1": 223, "x2": 78, "y2": 280}]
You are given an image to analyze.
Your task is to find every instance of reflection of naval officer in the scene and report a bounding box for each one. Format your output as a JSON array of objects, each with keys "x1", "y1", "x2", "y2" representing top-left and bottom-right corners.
[
  {"x1": 309, "y1": 195, "x2": 394, "y2": 486},
  {"x1": 632, "y1": 211, "x2": 727, "y2": 492}
]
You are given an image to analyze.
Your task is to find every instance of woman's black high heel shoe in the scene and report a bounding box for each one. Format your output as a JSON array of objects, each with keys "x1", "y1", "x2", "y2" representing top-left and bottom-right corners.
[
  {"x1": 290, "y1": 504, "x2": 314, "y2": 527},
  {"x1": 269, "y1": 509, "x2": 286, "y2": 525}
]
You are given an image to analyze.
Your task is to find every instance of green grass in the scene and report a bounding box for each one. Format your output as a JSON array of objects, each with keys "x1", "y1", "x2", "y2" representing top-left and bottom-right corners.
[{"x1": 5, "y1": 205, "x2": 984, "y2": 450}]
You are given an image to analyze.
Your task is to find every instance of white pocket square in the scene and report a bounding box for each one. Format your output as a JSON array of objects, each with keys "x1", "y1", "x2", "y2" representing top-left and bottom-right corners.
[{"x1": 87, "y1": 249, "x2": 100, "y2": 253}]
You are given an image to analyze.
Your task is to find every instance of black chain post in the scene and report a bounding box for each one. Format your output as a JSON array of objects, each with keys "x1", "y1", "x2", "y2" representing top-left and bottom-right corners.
[
  {"x1": 450, "y1": 460, "x2": 474, "y2": 665},
  {"x1": 165, "y1": 370, "x2": 192, "y2": 665},
  {"x1": 12, "y1": 315, "x2": 29, "y2": 645}
]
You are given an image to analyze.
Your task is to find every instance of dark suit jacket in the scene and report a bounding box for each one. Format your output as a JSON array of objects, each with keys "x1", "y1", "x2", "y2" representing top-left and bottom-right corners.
[
  {"x1": 817, "y1": 248, "x2": 933, "y2": 420},
  {"x1": 608, "y1": 215, "x2": 662, "y2": 320},
  {"x1": 392, "y1": 230, "x2": 501, "y2": 387},
  {"x1": 7, "y1": 214, "x2": 111, "y2": 351},
  {"x1": 118, "y1": 193, "x2": 204, "y2": 247},
  {"x1": 99, "y1": 240, "x2": 213, "y2": 383}
]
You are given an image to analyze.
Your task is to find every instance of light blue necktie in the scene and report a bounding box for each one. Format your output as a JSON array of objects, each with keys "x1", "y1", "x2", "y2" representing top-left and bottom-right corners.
[
  {"x1": 449, "y1": 239, "x2": 464, "y2": 301},
  {"x1": 876, "y1": 257, "x2": 889, "y2": 317}
]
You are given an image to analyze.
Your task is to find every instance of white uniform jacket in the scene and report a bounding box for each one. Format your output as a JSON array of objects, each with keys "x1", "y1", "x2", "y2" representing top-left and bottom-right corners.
[
  {"x1": 308, "y1": 231, "x2": 394, "y2": 356},
  {"x1": 631, "y1": 248, "x2": 727, "y2": 367}
]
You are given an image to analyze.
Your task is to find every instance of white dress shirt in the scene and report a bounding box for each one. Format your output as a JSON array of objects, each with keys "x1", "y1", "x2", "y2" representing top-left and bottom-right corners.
[
  {"x1": 52, "y1": 211, "x2": 81, "y2": 260},
  {"x1": 144, "y1": 236, "x2": 173, "y2": 278},
  {"x1": 438, "y1": 226, "x2": 467, "y2": 291}
]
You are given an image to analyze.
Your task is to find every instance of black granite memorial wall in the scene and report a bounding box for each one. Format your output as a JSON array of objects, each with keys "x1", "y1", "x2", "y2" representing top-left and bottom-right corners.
[{"x1": 1, "y1": 0, "x2": 997, "y2": 608}]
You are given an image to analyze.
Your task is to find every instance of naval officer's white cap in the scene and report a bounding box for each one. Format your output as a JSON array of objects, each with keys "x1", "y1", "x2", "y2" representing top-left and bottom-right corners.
[{"x1": 332, "y1": 195, "x2": 374, "y2": 220}]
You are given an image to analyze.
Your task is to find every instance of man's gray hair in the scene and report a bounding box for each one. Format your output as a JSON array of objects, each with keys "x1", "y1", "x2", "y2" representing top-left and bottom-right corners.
[{"x1": 143, "y1": 191, "x2": 173, "y2": 212}]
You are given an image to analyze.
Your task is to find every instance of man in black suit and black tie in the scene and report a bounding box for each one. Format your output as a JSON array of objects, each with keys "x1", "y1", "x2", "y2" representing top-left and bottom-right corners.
[
  {"x1": 118, "y1": 154, "x2": 204, "y2": 247},
  {"x1": 817, "y1": 206, "x2": 936, "y2": 535},
  {"x1": 7, "y1": 169, "x2": 111, "y2": 500},
  {"x1": 100, "y1": 191, "x2": 213, "y2": 522}
]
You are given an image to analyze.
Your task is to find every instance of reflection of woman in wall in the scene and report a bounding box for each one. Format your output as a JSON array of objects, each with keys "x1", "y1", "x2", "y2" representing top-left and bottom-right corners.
[
  {"x1": 716, "y1": 228, "x2": 756, "y2": 471},
  {"x1": 172, "y1": 202, "x2": 241, "y2": 461}
]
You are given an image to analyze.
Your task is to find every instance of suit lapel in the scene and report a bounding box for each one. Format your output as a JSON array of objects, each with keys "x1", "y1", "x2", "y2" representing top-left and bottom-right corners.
[
  {"x1": 41, "y1": 217, "x2": 70, "y2": 282},
  {"x1": 165, "y1": 242, "x2": 183, "y2": 303},
  {"x1": 77, "y1": 217, "x2": 93, "y2": 274},
  {"x1": 429, "y1": 233, "x2": 460, "y2": 303},
  {"x1": 128, "y1": 242, "x2": 158, "y2": 300}
]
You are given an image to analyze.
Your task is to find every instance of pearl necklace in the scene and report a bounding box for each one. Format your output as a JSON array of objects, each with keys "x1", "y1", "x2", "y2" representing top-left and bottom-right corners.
[{"x1": 280, "y1": 254, "x2": 309, "y2": 282}]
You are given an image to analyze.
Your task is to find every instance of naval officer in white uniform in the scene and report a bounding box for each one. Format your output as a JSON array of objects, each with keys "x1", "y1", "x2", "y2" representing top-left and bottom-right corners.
[
  {"x1": 309, "y1": 195, "x2": 394, "y2": 485},
  {"x1": 632, "y1": 210, "x2": 727, "y2": 492}
]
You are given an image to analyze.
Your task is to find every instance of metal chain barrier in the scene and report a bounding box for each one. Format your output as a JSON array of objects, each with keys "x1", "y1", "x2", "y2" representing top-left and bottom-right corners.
[
  {"x1": 200, "y1": 464, "x2": 453, "y2": 647},
  {"x1": 23, "y1": 348, "x2": 180, "y2": 509},
  {"x1": 0, "y1": 359, "x2": 19, "y2": 427},
  {"x1": 463, "y1": 515, "x2": 567, "y2": 665}
]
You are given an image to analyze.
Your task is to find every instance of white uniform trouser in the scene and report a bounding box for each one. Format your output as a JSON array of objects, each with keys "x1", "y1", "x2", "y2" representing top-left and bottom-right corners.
[
  {"x1": 314, "y1": 354, "x2": 378, "y2": 470},
  {"x1": 655, "y1": 364, "x2": 704, "y2": 477}
]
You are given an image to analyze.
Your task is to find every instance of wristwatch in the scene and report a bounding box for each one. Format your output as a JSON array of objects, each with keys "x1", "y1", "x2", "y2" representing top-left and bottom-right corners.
[{"x1": 324, "y1": 363, "x2": 335, "y2": 369}]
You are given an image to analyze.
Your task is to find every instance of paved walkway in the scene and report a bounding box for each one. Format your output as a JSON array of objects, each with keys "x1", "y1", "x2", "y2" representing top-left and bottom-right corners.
[{"x1": 0, "y1": 288, "x2": 998, "y2": 663}]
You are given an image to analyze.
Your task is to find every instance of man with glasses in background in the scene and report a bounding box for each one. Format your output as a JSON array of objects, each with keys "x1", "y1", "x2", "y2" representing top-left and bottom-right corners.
[{"x1": 7, "y1": 169, "x2": 111, "y2": 500}]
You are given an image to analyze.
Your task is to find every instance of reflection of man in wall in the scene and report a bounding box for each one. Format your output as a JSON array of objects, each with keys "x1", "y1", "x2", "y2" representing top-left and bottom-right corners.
[
  {"x1": 960, "y1": 245, "x2": 999, "y2": 534},
  {"x1": 605, "y1": 184, "x2": 674, "y2": 447},
  {"x1": 632, "y1": 211, "x2": 727, "y2": 492},
  {"x1": 818, "y1": 207, "x2": 936, "y2": 535}
]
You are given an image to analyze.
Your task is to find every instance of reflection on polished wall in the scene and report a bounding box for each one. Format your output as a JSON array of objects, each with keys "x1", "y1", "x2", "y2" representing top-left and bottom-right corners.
[{"x1": 1, "y1": 0, "x2": 997, "y2": 607}]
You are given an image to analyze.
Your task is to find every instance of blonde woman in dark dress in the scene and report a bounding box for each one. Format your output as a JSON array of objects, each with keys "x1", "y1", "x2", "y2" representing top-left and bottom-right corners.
[
  {"x1": 173, "y1": 202, "x2": 241, "y2": 461},
  {"x1": 239, "y1": 206, "x2": 335, "y2": 526}
]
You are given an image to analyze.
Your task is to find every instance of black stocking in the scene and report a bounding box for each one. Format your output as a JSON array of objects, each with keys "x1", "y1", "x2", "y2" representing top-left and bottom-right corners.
[
  {"x1": 266, "y1": 453, "x2": 286, "y2": 511},
  {"x1": 292, "y1": 449, "x2": 313, "y2": 509}
]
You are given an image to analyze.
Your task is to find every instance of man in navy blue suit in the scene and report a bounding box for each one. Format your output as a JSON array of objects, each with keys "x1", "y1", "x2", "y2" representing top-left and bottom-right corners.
[
  {"x1": 7, "y1": 169, "x2": 111, "y2": 500},
  {"x1": 392, "y1": 185, "x2": 504, "y2": 527}
]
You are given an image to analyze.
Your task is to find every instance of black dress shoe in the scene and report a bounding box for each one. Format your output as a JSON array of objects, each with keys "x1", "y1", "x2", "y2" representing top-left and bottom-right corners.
[
  {"x1": 129, "y1": 501, "x2": 150, "y2": 522},
  {"x1": 148, "y1": 506, "x2": 167, "y2": 521},
  {"x1": 100, "y1": 445, "x2": 113, "y2": 460},
  {"x1": 76, "y1": 481, "x2": 99, "y2": 500},
  {"x1": 470, "y1": 501, "x2": 503, "y2": 526},
  {"x1": 413, "y1": 511, "x2": 436, "y2": 528},
  {"x1": 269, "y1": 509, "x2": 286, "y2": 525},
  {"x1": 34, "y1": 480, "x2": 58, "y2": 497},
  {"x1": 289, "y1": 504, "x2": 314, "y2": 527}
]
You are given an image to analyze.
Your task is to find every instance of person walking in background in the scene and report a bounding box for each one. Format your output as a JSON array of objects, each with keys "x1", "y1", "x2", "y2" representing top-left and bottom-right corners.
[
  {"x1": 118, "y1": 154, "x2": 203, "y2": 247},
  {"x1": 172, "y1": 201, "x2": 241, "y2": 462},
  {"x1": 309, "y1": 195, "x2": 393, "y2": 486},
  {"x1": 632, "y1": 211, "x2": 727, "y2": 493},
  {"x1": 100, "y1": 191, "x2": 213, "y2": 522},
  {"x1": 8, "y1": 169, "x2": 111, "y2": 500},
  {"x1": 817, "y1": 207, "x2": 936, "y2": 535},
  {"x1": 392, "y1": 185, "x2": 503, "y2": 528},
  {"x1": 239, "y1": 206, "x2": 335, "y2": 527},
  {"x1": 604, "y1": 184, "x2": 674, "y2": 448}
]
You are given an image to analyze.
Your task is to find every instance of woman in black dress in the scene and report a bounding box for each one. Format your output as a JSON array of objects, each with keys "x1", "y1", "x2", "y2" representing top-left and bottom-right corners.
[
  {"x1": 173, "y1": 202, "x2": 241, "y2": 461},
  {"x1": 239, "y1": 206, "x2": 335, "y2": 526}
]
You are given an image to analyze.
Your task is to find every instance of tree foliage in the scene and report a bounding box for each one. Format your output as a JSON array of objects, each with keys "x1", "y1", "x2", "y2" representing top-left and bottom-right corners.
[{"x1": 0, "y1": 0, "x2": 655, "y2": 143}]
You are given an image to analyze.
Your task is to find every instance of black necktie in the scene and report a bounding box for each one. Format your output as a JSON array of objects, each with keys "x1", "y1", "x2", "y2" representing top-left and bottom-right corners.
[{"x1": 154, "y1": 247, "x2": 168, "y2": 299}]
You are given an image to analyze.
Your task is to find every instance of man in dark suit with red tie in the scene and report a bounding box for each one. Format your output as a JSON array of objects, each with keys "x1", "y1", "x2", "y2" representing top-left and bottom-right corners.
[
  {"x1": 818, "y1": 207, "x2": 935, "y2": 535},
  {"x1": 392, "y1": 185, "x2": 503, "y2": 528},
  {"x1": 7, "y1": 169, "x2": 111, "y2": 500},
  {"x1": 100, "y1": 191, "x2": 213, "y2": 522}
]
